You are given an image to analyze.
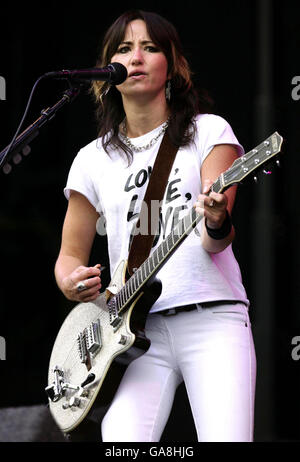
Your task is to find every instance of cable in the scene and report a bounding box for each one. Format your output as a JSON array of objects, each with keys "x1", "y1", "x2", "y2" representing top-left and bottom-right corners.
[{"x1": 1, "y1": 74, "x2": 45, "y2": 167}]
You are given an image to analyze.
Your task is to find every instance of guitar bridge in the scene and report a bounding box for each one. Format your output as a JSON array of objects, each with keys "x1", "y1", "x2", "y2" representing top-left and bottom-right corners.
[{"x1": 45, "y1": 365, "x2": 64, "y2": 402}]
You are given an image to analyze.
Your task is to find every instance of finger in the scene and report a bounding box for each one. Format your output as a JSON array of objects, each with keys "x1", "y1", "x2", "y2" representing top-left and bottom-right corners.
[
  {"x1": 81, "y1": 292, "x2": 101, "y2": 302},
  {"x1": 194, "y1": 196, "x2": 205, "y2": 215},
  {"x1": 202, "y1": 179, "x2": 213, "y2": 194},
  {"x1": 197, "y1": 193, "x2": 218, "y2": 209},
  {"x1": 77, "y1": 275, "x2": 101, "y2": 291},
  {"x1": 81, "y1": 284, "x2": 101, "y2": 298},
  {"x1": 203, "y1": 194, "x2": 227, "y2": 213},
  {"x1": 76, "y1": 281, "x2": 101, "y2": 300},
  {"x1": 75, "y1": 265, "x2": 101, "y2": 284}
]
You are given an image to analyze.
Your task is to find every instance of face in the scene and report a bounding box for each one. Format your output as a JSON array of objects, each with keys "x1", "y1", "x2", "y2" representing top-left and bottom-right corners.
[{"x1": 110, "y1": 19, "x2": 169, "y2": 101}]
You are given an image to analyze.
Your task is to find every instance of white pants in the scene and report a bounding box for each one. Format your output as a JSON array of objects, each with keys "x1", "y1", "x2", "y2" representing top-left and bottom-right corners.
[{"x1": 101, "y1": 302, "x2": 256, "y2": 442}]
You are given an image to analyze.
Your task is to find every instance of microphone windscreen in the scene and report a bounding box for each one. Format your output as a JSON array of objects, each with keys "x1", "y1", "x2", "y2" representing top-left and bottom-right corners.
[{"x1": 109, "y1": 62, "x2": 128, "y2": 85}]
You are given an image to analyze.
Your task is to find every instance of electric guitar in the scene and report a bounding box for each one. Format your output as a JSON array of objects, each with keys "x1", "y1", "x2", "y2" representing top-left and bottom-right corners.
[{"x1": 45, "y1": 131, "x2": 283, "y2": 434}]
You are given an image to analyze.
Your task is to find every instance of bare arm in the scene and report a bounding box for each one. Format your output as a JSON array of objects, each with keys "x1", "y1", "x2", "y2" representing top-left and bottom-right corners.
[
  {"x1": 55, "y1": 191, "x2": 102, "y2": 302},
  {"x1": 195, "y1": 144, "x2": 239, "y2": 253}
]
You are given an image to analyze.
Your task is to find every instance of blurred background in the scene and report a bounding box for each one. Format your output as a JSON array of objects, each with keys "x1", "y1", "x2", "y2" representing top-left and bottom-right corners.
[{"x1": 0, "y1": 0, "x2": 299, "y2": 442}]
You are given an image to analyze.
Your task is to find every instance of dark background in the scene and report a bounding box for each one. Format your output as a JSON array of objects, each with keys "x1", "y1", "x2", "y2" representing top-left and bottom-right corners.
[{"x1": 0, "y1": 0, "x2": 299, "y2": 442}]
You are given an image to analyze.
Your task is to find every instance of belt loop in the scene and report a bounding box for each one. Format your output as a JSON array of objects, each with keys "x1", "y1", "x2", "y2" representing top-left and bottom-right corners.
[
  {"x1": 162, "y1": 308, "x2": 177, "y2": 316},
  {"x1": 196, "y1": 303, "x2": 203, "y2": 312}
]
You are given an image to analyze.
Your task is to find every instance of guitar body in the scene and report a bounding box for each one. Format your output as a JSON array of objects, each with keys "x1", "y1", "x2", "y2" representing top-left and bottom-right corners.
[{"x1": 46, "y1": 260, "x2": 161, "y2": 434}]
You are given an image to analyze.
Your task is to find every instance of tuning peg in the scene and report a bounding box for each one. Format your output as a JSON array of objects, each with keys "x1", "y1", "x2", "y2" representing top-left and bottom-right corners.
[
  {"x1": 253, "y1": 176, "x2": 258, "y2": 183},
  {"x1": 2, "y1": 163, "x2": 12, "y2": 174},
  {"x1": 22, "y1": 145, "x2": 31, "y2": 156},
  {"x1": 276, "y1": 160, "x2": 281, "y2": 167},
  {"x1": 263, "y1": 169, "x2": 272, "y2": 175},
  {"x1": 12, "y1": 153, "x2": 22, "y2": 164}
]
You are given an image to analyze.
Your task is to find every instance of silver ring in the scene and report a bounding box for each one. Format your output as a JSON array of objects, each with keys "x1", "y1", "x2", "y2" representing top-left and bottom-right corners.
[{"x1": 76, "y1": 281, "x2": 87, "y2": 293}]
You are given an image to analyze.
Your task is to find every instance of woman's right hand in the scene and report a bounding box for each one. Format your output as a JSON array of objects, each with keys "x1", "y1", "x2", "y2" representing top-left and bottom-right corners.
[{"x1": 61, "y1": 263, "x2": 102, "y2": 302}]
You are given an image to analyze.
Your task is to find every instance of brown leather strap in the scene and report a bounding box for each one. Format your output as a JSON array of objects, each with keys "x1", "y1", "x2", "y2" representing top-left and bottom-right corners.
[{"x1": 127, "y1": 131, "x2": 179, "y2": 276}]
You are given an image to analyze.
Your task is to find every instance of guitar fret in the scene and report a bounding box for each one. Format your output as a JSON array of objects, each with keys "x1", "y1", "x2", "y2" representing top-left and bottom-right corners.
[
  {"x1": 143, "y1": 261, "x2": 148, "y2": 280},
  {"x1": 150, "y1": 257, "x2": 155, "y2": 272},
  {"x1": 120, "y1": 287, "x2": 125, "y2": 307},
  {"x1": 130, "y1": 275, "x2": 136, "y2": 293},
  {"x1": 123, "y1": 286, "x2": 127, "y2": 304},
  {"x1": 147, "y1": 259, "x2": 151, "y2": 275},
  {"x1": 136, "y1": 269, "x2": 142, "y2": 286},
  {"x1": 185, "y1": 214, "x2": 191, "y2": 229},
  {"x1": 162, "y1": 240, "x2": 168, "y2": 258},
  {"x1": 140, "y1": 262, "x2": 145, "y2": 281},
  {"x1": 128, "y1": 277, "x2": 134, "y2": 297},
  {"x1": 181, "y1": 217, "x2": 188, "y2": 235},
  {"x1": 172, "y1": 229, "x2": 180, "y2": 245},
  {"x1": 166, "y1": 234, "x2": 172, "y2": 252},
  {"x1": 116, "y1": 293, "x2": 121, "y2": 312},
  {"x1": 123, "y1": 281, "x2": 129, "y2": 300},
  {"x1": 165, "y1": 236, "x2": 170, "y2": 252},
  {"x1": 170, "y1": 230, "x2": 175, "y2": 246}
]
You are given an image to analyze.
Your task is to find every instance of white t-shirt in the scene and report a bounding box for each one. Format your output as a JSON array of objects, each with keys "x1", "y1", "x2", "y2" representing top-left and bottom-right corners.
[{"x1": 64, "y1": 113, "x2": 249, "y2": 312}]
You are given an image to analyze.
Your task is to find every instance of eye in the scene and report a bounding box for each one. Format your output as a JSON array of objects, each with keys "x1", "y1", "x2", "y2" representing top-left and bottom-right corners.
[
  {"x1": 145, "y1": 45, "x2": 159, "y2": 53},
  {"x1": 117, "y1": 45, "x2": 131, "y2": 54}
]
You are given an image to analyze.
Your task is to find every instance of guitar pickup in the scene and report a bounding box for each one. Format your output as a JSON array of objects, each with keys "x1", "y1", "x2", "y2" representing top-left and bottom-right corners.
[
  {"x1": 77, "y1": 319, "x2": 102, "y2": 364},
  {"x1": 107, "y1": 297, "x2": 122, "y2": 331},
  {"x1": 85, "y1": 319, "x2": 102, "y2": 356}
]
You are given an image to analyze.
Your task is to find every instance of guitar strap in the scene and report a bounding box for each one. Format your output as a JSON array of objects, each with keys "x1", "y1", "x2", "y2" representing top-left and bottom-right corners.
[{"x1": 127, "y1": 130, "x2": 179, "y2": 276}]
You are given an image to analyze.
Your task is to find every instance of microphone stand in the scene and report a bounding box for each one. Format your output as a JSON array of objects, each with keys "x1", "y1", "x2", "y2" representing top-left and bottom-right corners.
[{"x1": 0, "y1": 85, "x2": 81, "y2": 174}]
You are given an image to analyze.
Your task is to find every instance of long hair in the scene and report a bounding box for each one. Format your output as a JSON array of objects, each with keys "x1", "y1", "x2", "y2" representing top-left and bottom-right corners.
[{"x1": 92, "y1": 10, "x2": 212, "y2": 164}]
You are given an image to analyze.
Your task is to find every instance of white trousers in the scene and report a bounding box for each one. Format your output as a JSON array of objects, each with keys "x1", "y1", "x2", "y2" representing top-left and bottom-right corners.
[{"x1": 101, "y1": 302, "x2": 256, "y2": 442}]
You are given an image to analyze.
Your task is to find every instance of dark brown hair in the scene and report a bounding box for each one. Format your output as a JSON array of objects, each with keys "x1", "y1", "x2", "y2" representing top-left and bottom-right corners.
[{"x1": 92, "y1": 10, "x2": 212, "y2": 163}]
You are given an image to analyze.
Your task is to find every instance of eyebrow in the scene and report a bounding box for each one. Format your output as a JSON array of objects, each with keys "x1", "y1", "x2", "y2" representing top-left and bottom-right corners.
[{"x1": 119, "y1": 40, "x2": 154, "y2": 46}]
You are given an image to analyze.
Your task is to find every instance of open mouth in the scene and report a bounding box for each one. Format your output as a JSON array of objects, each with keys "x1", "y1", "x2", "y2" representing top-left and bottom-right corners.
[{"x1": 129, "y1": 72, "x2": 146, "y2": 77}]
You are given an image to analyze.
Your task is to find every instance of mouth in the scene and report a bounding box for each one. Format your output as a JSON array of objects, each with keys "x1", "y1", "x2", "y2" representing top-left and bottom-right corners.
[{"x1": 129, "y1": 71, "x2": 147, "y2": 78}]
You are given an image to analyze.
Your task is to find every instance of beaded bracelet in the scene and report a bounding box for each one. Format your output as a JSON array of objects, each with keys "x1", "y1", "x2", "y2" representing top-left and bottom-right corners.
[{"x1": 205, "y1": 210, "x2": 232, "y2": 240}]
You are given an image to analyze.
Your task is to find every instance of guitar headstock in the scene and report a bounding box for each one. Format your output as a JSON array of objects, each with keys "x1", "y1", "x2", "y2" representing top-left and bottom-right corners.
[{"x1": 214, "y1": 132, "x2": 284, "y2": 192}]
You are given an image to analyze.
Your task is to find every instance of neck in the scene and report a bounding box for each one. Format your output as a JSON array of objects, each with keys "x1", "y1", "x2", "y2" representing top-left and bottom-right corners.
[{"x1": 121, "y1": 94, "x2": 170, "y2": 138}]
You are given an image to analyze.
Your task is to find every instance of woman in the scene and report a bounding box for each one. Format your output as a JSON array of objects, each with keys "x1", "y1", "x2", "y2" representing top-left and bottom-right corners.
[{"x1": 55, "y1": 10, "x2": 256, "y2": 442}]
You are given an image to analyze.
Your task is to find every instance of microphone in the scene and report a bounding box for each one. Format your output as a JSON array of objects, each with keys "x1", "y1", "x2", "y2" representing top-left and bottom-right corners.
[{"x1": 43, "y1": 62, "x2": 127, "y2": 85}]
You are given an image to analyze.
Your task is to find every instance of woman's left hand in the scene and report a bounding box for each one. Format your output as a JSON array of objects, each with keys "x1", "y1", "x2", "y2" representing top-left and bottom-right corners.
[{"x1": 194, "y1": 179, "x2": 228, "y2": 229}]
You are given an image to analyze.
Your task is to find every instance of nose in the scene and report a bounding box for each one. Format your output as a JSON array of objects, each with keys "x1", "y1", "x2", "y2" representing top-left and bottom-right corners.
[{"x1": 131, "y1": 46, "x2": 144, "y2": 65}]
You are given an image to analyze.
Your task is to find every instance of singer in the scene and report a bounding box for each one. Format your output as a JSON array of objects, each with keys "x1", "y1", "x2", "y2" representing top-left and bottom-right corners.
[{"x1": 54, "y1": 9, "x2": 256, "y2": 442}]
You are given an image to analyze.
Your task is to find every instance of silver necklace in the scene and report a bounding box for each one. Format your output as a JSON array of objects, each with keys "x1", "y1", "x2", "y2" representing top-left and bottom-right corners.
[{"x1": 121, "y1": 119, "x2": 169, "y2": 152}]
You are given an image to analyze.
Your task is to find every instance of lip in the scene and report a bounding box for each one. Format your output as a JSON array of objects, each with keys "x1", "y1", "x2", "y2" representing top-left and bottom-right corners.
[{"x1": 128, "y1": 71, "x2": 147, "y2": 79}]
